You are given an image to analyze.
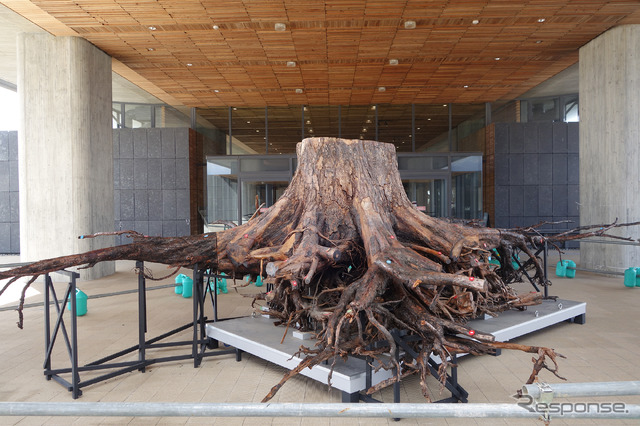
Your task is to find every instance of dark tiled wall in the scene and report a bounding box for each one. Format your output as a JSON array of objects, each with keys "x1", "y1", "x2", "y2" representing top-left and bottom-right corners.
[
  {"x1": 494, "y1": 122, "x2": 579, "y2": 233},
  {"x1": 113, "y1": 128, "x2": 191, "y2": 245},
  {"x1": 0, "y1": 131, "x2": 19, "y2": 254}
]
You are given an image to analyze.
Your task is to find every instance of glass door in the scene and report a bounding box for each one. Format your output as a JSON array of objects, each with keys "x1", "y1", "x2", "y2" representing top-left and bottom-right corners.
[
  {"x1": 403, "y1": 178, "x2": 448, "y2": 218},
  {"x1": 240, "y1": 180, "x2": 289, "y2": 224}
]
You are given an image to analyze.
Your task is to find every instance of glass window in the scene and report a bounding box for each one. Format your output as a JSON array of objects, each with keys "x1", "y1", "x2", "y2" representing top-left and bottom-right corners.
[
  {"x1": 452, "y1": 171, "x2": 482, "y2": 220},
  {"x1": 451, "y1": 104, "x2": 485, "y2": 152},
  {"x1": 341, "y1": 105, "x2": 372, "y2": 140},
  {"x1": 377, "y1": 104, "x2": 412, "y2": 152},
  {"x1": 305, "y1": 106, "x2": 338, "y2": 139},
  {"x1": 403, "y1": 179, "x2": 448, "y2": 218},
  {"x1": 112, "y1": 103, "x2": 123, "y2": 129},
  {"x1": 267, "y1": 106, "x2": 303, "y2": 154},
  {"x1": 240, "y1": 157, "x2": 290, "y2": 173},
  {"x1": 397, "y1": 155, "x2": 449, "y2": 172},
  {"x1": 415, "y1": 104, "x2": 450, "y2": 152},
  {"x1": 528, "y1": 98, "x2": 559, "y2": 122},
  {"x1": 231, "y1": 107, "x2": 266, "y2": 154},
  {"x1": 206, "y1": 158, "x2": 238, "y2": 231},
  {"x1": 563, "y1": 95, "x2": 579, "y2": 122},
  {"x1": 124, "y1": 104, "x2": 153, "y2": 128},
  {"x1": 154, "y1": 106, "x2": 190, "y2": 128}
]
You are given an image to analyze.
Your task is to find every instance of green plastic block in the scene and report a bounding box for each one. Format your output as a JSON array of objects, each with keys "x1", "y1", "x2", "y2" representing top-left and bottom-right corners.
[
  {"x1": 624, "y1": 268, "x2": 638, "y2": 288},
  {"x1": 66, "y1": 288, "x2": 88, "y2": 316}
]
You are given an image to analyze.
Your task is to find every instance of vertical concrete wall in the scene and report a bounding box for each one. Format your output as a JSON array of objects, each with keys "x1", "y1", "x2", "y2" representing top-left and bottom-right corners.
[
  {"x1": 17, "y1": 34, "x2": 114, "y2": 279},
  {"x1": 580, "y1": 25, "x2": 640, "y2": 272},
  {"x1": 113, "y1": 128, "x2": 191, "y2": 245},
  {"x1": 0, "y1": 131, "x2": 19, "y2": 253},
  {"x1": 493, "y1": 122, "x2": 579, "y2": 239}
]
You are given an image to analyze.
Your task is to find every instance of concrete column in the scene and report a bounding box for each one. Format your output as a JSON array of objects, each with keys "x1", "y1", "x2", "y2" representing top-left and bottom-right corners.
[
  {"x1": 579, "y1": 25, "x2": 640, "y2": 272},
  {"x1": 17, "y1": 33, "x2": 114, "y2": 279}
]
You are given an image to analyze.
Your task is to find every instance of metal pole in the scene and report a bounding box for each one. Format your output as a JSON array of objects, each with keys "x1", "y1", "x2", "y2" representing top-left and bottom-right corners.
[
  {"x1": 69, "y1": 274, "x2": 80, "y2": 399},
  {"x1": 0, "y1": 402, "x2": 638, "y2": 419},
  {"x1": 523, "y1": 381, "x2": 640, "y2": 399},
  {"x1": 136, "y1": 261, "x2": 146, "y2": 372}
]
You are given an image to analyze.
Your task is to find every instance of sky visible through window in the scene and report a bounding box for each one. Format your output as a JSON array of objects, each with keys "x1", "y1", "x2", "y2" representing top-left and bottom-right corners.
[{"x1": 0, "y1": 86, "x2": 18, "y2": 131}]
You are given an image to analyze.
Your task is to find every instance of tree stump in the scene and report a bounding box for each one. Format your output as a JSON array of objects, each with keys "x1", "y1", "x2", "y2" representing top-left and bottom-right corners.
[{"x1": 1, "y1": 137, "x2": 568, "y2": 400}]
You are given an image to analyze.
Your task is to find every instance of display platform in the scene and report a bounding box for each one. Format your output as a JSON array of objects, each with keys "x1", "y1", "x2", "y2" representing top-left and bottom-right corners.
[
  {"x1": 205, "y1": 315, "x2": 394, "y2": 397},
  {"x1": 466, "y1": 298, "x2": 586, "y2": 342},
  {"x1": 206, "y1": 298, "x2": 585, "y2": 402}
]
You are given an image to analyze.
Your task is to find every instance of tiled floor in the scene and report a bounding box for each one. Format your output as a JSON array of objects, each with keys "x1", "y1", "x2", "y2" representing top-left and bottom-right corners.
[{"x1": 1, "y1": 250, "x2": 639, "y2": 425}]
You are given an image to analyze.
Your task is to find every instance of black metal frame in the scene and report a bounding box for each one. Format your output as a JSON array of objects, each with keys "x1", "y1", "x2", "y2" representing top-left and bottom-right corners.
[
  {"x1": 43, "y1": 262, "x2": 238, "y2": 399},
  {"x1": 340, "y1": 330, "x2": 468, "y2": 405}
]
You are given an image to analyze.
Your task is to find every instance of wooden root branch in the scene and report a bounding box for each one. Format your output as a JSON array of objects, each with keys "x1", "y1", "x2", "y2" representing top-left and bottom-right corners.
[{"x1": 1, "y1": 138, "x2": 637, "y2": 400}]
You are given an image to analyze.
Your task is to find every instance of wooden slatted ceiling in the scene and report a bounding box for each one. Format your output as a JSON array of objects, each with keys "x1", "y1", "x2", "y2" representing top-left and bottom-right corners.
[{"x1": 16, "y1": 0, "x2": 640, "y2": 108}]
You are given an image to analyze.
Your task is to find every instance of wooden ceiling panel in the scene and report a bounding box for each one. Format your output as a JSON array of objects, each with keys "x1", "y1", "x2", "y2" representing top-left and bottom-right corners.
[{"x1": 11, "y1": 0, "x2": 639, "y2": 108}]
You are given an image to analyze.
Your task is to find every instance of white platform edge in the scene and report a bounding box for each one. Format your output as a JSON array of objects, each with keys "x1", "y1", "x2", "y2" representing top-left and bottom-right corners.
[{"x1": 206, "y1": 323, "x2": 393, "y2": 394}]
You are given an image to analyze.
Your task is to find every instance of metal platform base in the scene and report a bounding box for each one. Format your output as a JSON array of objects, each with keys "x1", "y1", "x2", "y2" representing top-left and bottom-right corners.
[
  {"x1": 466, "y1": 298, "x2": 586, "y2": 342},
  {"x1": 206, "y1": 298, "x2": 585, "y2": 401},
  {"x1": 206, "y1": 315, "x2": 394, "y2": 397}
]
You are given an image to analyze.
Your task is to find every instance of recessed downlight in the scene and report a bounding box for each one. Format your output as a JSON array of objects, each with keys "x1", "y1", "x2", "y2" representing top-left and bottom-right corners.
[
  {"x1": 275, "y1": 23, "x2": 286, "y2": 31},
  {"x1": 404, "y1": 20, "x2": 416, "y2": 29}
]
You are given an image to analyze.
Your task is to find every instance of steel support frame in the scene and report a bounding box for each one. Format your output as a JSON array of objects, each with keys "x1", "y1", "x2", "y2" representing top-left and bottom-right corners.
[{"x1": 42, "y1": 262, "x2": 237, "y2": 399}]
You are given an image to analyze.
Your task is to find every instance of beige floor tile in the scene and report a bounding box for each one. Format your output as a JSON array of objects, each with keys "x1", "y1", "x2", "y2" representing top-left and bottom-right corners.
[{"x1": 2, "y1": 255, "x2": 640, "y2": 425}]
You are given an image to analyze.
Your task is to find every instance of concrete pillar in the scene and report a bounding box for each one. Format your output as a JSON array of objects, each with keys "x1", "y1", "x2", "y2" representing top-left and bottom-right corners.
[
  {"x1": 579, "y1": 25, "x2": 640, "y2": 272},
  {"x1": 17, "y1": 33, "x2": 114, "y2": 279}
]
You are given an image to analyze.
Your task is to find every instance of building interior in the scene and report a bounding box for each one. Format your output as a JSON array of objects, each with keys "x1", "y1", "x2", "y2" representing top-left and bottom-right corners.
[{"x1": 0, "y1": 1, "x2": 639, "y2": 424}]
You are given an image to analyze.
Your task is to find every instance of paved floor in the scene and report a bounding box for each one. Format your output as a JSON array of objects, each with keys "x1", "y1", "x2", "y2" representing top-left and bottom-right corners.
[{"x1": 1, "y1": 250, "x2": 639, "y2": 425}]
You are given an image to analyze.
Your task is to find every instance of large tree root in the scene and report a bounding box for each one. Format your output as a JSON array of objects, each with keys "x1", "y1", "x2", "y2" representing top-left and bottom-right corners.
[{"x1": 1, "y1": 137, "x2": 637, "y2": 399}]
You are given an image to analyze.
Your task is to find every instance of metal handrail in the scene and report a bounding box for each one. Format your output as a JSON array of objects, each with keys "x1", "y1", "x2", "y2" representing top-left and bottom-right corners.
[{"x1": 0, "y1": 401, "x2": 638, "y2": 419}]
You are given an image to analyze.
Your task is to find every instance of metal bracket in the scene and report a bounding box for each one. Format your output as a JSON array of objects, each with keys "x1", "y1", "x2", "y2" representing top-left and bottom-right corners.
[{"x1": 536, "y1": 382, "x2": 554, "y2": 405}]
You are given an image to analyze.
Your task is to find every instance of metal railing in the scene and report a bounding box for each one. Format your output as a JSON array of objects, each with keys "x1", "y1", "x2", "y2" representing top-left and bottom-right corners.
[{"x1": 0, "y1": 401, "x2": 638, "y2": 420}]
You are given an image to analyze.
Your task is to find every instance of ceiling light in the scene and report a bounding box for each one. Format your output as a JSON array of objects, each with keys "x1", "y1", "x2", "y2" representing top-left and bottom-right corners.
[
  {"x1": 306, "y1": 120, "x2": 311, "y2": 124},
  {"x1": 275, "y1": 23, "x2": 286, "y2": 31},
  {"x1": 148, "y1": 26, "x2": 157, "y2": 31},
  {"x1": 186, "y1": 63, "x2": 193, "y2": 67},
  {"x1": 233, "y1": 107, "x2": 237, "y2": 110},
  {"x1": 247, "y1": 121, "x2": 251, "y2": 124},
  {"x1": 256, "y1": 129, "x2": 260, "y2": 132},
  {"x1": 309, "y1": 128, "x2": 314, "y2": 133},
  {"x1": 389, "y1": 59, "x2": 398, "y2": 66},
  {"x1": 495, "y1": 57, "x2": 500, "y2": 60},
  {"x1": 304, "y1": 106, "x2": 308, "y2": 111},
  {"x1": 362, "y1": 128, "x2": 367, "y2": 132},
  {"x1": 147, "y1": 48, "x2": 155, "y2": 51},
  {"x1": 286, "y1": 61, "x2": 296, "y2": 67},
  {"x1": 472, "y1": 19, "x2": 479, "y2": 25},
  {"x1": 443, "y1": 104, "x2": 447, "y2": 107},
  {"x1": 378, "y1": 87, "x2": 386, "y2": 92},
  {"x1": 213, "y1": 25, "x2": 219, "y2": 30},
  {"x1": 214, "y1": 89, "x2": 219, "y2": 92},
  {"x1": 295, "y1": 88, "x2": 303, "y2": 94},
  {"x1": 417, "y1": 127, "x2": 421, "y2": 130},
  {"x1": 371, "y1": 106, "x2": 376, "y2": 110},
  {"x1": 463, "y1": 85, "x2": 469, "y2": 88},
  {"x1": 366, "y1": 119, "x2": 371, "y2": 124},
  {"x1": 538, "y1": 18, "x2": 546, "y2": 23},
  {"x1": 536, "y1": 40, "x2": 542, "y2": 44},
  {"x1": 427, "y1": 118, "x2": 431, "y2": 121},
  {"x1": 404, "y1": 20, "x2": 416, "y2": 29}
]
